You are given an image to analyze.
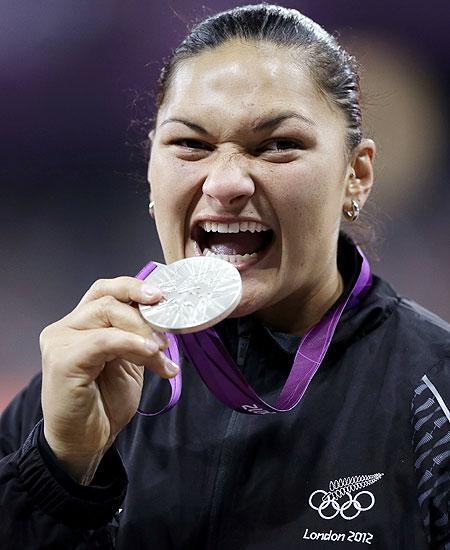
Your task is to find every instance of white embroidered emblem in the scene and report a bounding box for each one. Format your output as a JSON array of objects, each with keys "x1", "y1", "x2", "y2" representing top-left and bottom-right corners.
[{"x1": 308, "y1": 473, "x2": 384, "y2": 521}]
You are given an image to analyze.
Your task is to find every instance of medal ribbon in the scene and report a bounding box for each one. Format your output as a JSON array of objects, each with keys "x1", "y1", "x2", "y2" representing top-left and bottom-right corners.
[{"x1": 135, "y1": 246, "x2": 372, "y2": 416}]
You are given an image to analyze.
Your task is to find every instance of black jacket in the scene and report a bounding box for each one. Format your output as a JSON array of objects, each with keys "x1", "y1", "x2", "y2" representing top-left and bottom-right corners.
[{"x1": 1, "y1": 245, "x2": 449, "y2": 549}]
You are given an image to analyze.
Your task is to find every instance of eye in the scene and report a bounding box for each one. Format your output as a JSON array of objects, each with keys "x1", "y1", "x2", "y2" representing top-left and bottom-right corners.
[
  {"x1": 262, "y1": 139, "x2": 304, "y2": 152},
  {"x1": 172, "y1": 139, "x2": 213, "y2": 151}
]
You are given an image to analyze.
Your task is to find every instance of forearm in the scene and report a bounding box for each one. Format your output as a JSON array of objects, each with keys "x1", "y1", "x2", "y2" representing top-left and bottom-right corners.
[{"x1": 0, "y1": 420, "x2": 126, "y2": 547}]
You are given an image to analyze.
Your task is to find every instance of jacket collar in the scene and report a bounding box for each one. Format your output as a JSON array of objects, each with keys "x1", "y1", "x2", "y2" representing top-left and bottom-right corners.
[{"x1": 218, "y1": 234, "x2": 399, "y2": 356}]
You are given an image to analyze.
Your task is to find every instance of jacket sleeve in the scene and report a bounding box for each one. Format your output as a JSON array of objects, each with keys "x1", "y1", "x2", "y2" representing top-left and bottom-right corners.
[
  {"x1": 412, "y1": 360, "x2": 450, "y2": 550},
  {"x1": 0, "y1": 373, "x2": 128, "y2": 549}
]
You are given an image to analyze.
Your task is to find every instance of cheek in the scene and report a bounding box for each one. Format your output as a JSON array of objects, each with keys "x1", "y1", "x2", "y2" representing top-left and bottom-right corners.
[
  {"x1": 270, "y1": 167, "x2": 343, "y2": 241},
  {"x1": 269, "y1": 167, "x2": 322, "y2": 220},
  {"x1": 150, "y1": 154, "x2": 195, "y2": 205},
  {"x1": 150, "y1": 154, "x2": 204, "y2": 232},
  {"x1": 149, "y1": 152, "x2": 201, "y2": 260}
]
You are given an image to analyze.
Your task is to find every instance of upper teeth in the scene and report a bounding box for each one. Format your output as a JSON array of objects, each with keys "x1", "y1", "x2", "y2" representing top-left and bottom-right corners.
[{"x1": 199, "y1": 221, "x2": 270, "y2": 233}]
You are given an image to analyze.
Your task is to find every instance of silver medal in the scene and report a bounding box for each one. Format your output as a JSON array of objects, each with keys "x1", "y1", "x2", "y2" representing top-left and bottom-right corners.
[{"x1": 139, "y1": 256, "x2": 242, "y2": 333}]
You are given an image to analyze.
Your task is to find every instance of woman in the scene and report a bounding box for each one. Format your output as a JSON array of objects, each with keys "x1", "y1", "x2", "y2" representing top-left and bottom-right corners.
[{"x1": 0, "y1": 4, "x2": 449, "y2": 549}]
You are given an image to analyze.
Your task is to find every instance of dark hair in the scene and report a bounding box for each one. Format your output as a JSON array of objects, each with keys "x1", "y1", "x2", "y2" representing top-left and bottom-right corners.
[{"x1": 156, "y1": 3, "x2": 363, "y2": 153}]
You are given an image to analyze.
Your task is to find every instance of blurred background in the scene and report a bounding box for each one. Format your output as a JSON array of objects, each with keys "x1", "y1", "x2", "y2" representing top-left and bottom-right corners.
[{"x1": 1, "y1": 0, "x2": 449, "y2": 412}]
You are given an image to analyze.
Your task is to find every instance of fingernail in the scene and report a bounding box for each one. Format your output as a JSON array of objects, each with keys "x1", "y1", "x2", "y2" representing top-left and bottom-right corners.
[
  {"x1": 142, "y1": 283, "x2": 161, "y2": 298},
  {"x1": 164, "y1": 359, "x2": 179, "y2": 376},
  {"x1": 145, "y1": 338, "x2": 159, "y2": 353},
  {"x1": 153, "y1": 331, "x2": 169, "y2": 348}
]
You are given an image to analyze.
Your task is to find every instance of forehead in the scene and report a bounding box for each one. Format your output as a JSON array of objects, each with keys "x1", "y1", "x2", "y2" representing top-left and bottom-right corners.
[{"x1": 157, "y1": 40, "x2": 342, "y2": 128}]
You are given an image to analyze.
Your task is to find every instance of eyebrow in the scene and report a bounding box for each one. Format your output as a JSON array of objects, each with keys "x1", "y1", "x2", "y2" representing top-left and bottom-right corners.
[
  {"x1": 252, "y1": 112, "x2": 315, "y2": 131},
  {"x1": 159, "y1": 111, "x2": 315, "y2": 135},
  {"x1": 159, "y1": 118, "x2": 211, "y2": 135}
]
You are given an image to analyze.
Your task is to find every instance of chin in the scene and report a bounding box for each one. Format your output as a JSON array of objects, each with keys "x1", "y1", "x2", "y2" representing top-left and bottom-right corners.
[{"x1": 228, "y1": 283, "x2": 270, "y2": 318}]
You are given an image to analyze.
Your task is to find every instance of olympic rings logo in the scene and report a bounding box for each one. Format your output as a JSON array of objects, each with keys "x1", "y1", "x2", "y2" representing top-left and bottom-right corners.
[{"x1": 308, "y1": 489, "x2": 375, "y2": 521}]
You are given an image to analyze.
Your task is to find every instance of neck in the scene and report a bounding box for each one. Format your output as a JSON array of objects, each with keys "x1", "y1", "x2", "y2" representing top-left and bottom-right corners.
[{"x1": 255, "y1": 265, "x2": 344, "y2": 337}]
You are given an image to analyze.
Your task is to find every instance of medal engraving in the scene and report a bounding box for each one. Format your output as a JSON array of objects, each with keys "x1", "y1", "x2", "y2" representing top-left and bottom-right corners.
[{"x1": 139, "y1": 256, "x2": 242, "y2": 333}]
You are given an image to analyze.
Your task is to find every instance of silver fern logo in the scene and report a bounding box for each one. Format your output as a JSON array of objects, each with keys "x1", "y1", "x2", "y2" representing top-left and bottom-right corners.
[{"x1": 309, "y1": 473, "x2": 384, "y2": 521}]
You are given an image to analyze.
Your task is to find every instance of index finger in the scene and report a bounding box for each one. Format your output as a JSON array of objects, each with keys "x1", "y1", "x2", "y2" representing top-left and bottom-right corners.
[{"x1": 77, "y1": 276, "x2": 162, "y2": 308}]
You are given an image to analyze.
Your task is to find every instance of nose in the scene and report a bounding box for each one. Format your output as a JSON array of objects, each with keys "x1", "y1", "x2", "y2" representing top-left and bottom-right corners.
[{"x1": 202, "y1": 153, "x2": 255, "y2": 210}]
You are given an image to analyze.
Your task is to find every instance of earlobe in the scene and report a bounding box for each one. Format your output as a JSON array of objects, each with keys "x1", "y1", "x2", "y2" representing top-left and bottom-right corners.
[{"x1": 148, "y1": 191, "x2": 155, "y2": 219}]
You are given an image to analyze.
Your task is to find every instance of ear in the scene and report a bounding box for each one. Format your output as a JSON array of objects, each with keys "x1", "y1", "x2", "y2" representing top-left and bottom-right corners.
[
  {"x1": 147, "y1": 161, "x2": 152, "y2": 186},
  {"x1": 147, "y1": 129, "x2": 155, "y2": 184},
  {"x1": 344, "y1": 139, "x2": 376, "y2": 209},
  {"x1": 148, "y1": 188, "x2": 155, "y2": 218}
]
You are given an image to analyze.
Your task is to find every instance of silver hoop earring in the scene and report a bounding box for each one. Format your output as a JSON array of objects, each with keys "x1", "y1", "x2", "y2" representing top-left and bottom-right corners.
[
  {"x1": 343, "y1": 199, "x2": 360, "y2": 222},
  {"x1": 149, "y1": 201, "x2": 155, "y2": 219}
]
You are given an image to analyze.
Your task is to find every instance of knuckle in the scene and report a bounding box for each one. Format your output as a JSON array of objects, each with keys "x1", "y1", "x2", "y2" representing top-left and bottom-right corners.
[
  {"x1": 42, "y1": 347, "x2": 59, "y2": 370},
  {"x1": 126, "y1": 332, "x2": 143, "y2": 353},
  {"x1": 110, "y1": 276, "x2": 136, "y2": 293},
  {"x1": 40, "y1": 326, "x2": 72, "y2": 371},
  {"x1": 113, "y1": 276, "x2": 133, "y2": 285},
  {"x1": 98, "y1": 328, "x2": 131, "y2": 352},
  {"x1": 39, "y1": 323, "x2": 56, "y2": 352},
  {"x1": 39, "y1": 326, "x2": 49, "y2": 348},
  {"x1": 40, "y1": 337, "x2": 66, "y2": 371},
  {"x1": 91, "y1": 278, "x2": 108, "y2": 295},
  {"x1": 148, "y1": 351, "x2": 167, "y2": 373},
  {"x1": 97, "y1": 294, "x2": 117, "y2": 313},
  {"x1": 107, "y1": 327, "x2": 126, "y2": 346},
  {"x1": 93, "y1": 332, "x2": 110, "y2": 351}
]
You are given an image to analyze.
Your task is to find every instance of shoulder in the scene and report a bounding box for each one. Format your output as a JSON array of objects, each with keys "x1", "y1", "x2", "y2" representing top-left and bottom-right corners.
[
  {"x1": 394, "y1": 294, "x2": 450, "y2": 371},
  {"x1": 372, "y1": 276, "x2": 449, "y2": 350},
  {"x1": 370, "y1": 275, "x2": 449, "y2": 336},
  {"x1": 396, "y1": 296, "x2": 450, "y2": 341},
  {"x1": 363, "y1": 276, "x2": 449, "y2": 384},
  {"x1": 397, "y1": 296, "x2": 449, "y2": 361}
]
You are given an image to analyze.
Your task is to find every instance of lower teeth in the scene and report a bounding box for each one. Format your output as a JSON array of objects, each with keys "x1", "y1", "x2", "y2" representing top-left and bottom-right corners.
[{"x1": 203, "y1": 248, "x2": 258, "y2": 263}]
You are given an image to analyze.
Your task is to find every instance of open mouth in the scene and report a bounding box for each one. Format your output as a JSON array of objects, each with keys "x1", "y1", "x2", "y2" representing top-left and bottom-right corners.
[{"x1": 192, "y1": 220, "x2": 275, "y2": 267}]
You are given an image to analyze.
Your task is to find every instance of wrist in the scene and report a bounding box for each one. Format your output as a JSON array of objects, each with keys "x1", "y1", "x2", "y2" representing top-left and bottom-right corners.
[
  {"x1": 43, "y1": 427, "x2": 112, "y2": 485},
  {"x1": 54, "y1": 453, "x2": 106, "y2": 485}
]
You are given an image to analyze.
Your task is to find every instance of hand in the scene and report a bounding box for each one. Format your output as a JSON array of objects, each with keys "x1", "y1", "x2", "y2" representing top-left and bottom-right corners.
[{"x1": 39, "y1": 277, "x2": 177, "y2": 484}]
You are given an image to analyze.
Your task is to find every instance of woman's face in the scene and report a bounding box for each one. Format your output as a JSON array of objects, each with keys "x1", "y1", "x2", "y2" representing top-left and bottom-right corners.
[{"x1": 149, "y1": 41, "x2": 354, "y2": 323}]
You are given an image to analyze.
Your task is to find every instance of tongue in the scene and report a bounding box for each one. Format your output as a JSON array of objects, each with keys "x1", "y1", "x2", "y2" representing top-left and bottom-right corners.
[{"x1": 207, "y1": 232, "x2": 267, "y2": 255}]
